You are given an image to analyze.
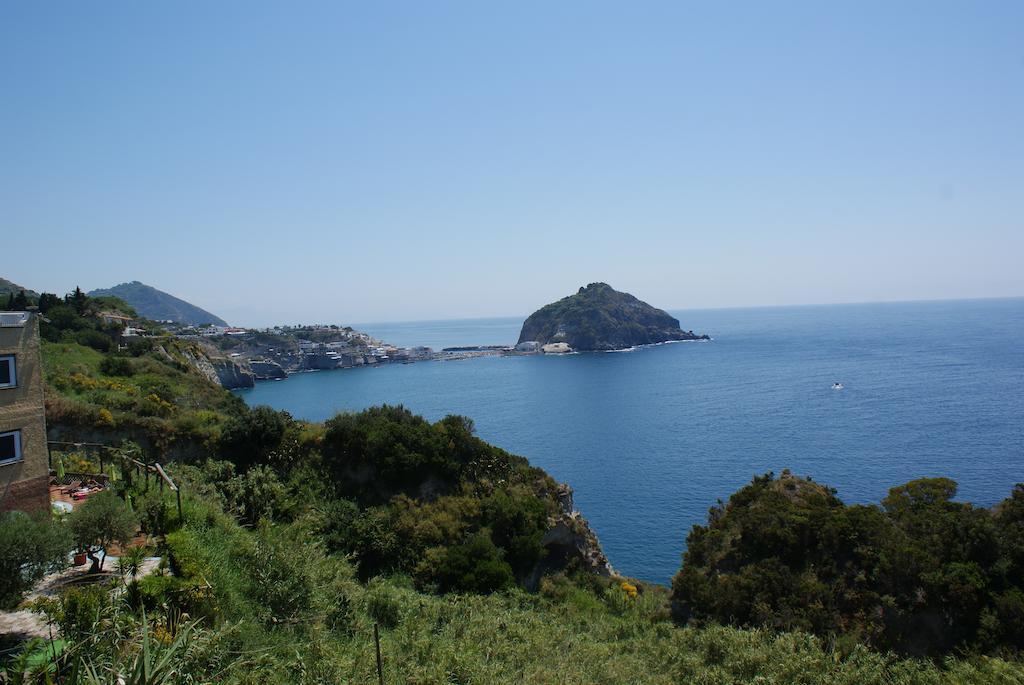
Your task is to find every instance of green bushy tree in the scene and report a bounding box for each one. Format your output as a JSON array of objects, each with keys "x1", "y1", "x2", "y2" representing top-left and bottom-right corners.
[
  {"x1": 218, "y1": 406, "x2": 290, "y2": 471},
  {"x1": 420, "y1": 533, "x2": 515, "y2": 594},
  {"x1": 99, "y1": 355, "x2": 134, "y2": 376},
  {"x1": 75, "y1": 328, "x2": 113, "y2": 352},
  {"x1": 69, "y1": 491, "x2": 138, "y2": 572},
  {"x1": 672, "y1": 472, "x2": 1024, "y2": 656},
  {"x1": 0, "y1": 511, "x2": 71, "y2": 608}
]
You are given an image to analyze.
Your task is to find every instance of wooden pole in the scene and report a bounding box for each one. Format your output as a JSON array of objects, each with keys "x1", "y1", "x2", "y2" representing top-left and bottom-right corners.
[{"x1": 374, "y1": 623, "x2": 384, "y2": 685}]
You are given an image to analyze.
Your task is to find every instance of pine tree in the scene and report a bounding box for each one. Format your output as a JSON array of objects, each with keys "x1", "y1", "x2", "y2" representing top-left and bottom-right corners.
[
  {"x1": 37, "y1": 293, "x2": 60, "y2": 313},
  {"x1": 68, "y1": 286, "x2": 88, "y2": 314}
]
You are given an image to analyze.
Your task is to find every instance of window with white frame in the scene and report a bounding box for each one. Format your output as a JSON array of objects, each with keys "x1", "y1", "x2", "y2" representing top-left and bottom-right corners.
[
  {"x1": 0, "y1": 430, "x2": 22, "y2": 464},
  {"x1": 0, "y1": 355, "x2": 14, "y2": 389}
]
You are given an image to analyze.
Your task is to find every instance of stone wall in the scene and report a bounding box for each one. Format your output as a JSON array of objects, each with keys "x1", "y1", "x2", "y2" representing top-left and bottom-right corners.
[
  {"x1": 0, "y1": 313, "x2": 51, "y2": 514},
  {"x1": 0, "y1": 474, "x2": 50, "y2": 514}
]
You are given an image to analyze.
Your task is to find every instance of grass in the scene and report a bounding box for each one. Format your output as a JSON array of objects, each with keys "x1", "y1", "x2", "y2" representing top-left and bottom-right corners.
[
  {"x1": 133, "y1": 487, "x2": 1024, "y2": 685},
  {"x1": 42, "y1": 339, "x2": 244, "y2": 456}
]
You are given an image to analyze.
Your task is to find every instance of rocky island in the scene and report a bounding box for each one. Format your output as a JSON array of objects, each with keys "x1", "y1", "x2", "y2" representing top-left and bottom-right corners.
[{"x1": 518, "y1": 282, "x2": 709, "y2": 352}]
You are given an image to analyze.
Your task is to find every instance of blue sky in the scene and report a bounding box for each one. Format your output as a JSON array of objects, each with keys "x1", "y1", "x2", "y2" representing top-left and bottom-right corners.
[{"x1": 3, "y1": 2, "x2": 1022, "y2": 326}]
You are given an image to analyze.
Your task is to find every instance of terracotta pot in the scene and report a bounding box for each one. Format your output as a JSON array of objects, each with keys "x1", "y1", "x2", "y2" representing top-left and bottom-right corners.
[{"x1": 73, "y1": 552, "x2": 87, "y2": 566}]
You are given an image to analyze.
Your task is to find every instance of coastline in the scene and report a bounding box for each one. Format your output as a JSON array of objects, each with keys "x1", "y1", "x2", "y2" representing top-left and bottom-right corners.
[{"x1": 240, "y1": 336, "x2": 714, "y2": 386}]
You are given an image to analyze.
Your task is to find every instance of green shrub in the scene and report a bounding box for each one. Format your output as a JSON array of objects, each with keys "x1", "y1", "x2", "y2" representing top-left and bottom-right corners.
[
  {"x1": 0, "y1": 511, "x2": 71, "y2": 608},
  {"x1": 481, "y1": 487, "x2": 548, "y2": 576},
  {"x1": 54, "y1": 584, "x2": 113, "y2": 644},
  {"x1": 418, "y1": 533, "x2": 515, "y2": 594},
  {"x1": 127, "y1": 337, "x2": 155, "y2": 356},
  {"x1": 136, "y1": 573, "x2": 179, "y2": 611},
  {"x1": 242, "y1": 525, "x2": 315, "y2": 626},
  {"x1": 75, "y1": 329, "x2": 113, "y2": 352},
  {"x1": 220, "y1": 464, "x2": 290, "y2": 526},
  {"x1": 364, "y1": 577, "x2": 403, "y2": 628},
  {"x1": 218, "y1": 406, "x2": 290, "y2": 471},
  {"x1": 672, "y1": 472, "x2": 1024, "y2": 656},
  {"x1": 99, "y1": 355, "x2": 134, "y2": 376},
  {"x1": 136, "y1": 489, "x2": 170, "y2": 536}
]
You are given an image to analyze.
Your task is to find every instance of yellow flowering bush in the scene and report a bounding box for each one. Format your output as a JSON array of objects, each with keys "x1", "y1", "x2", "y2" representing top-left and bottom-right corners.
[
  {"x1": 140, "y1": 393, "x2": 176, "y2": 417},
  {"x1": 68, "y1": 372, "x2": 137, "y2": 395},
  {"x1": 96, "y1": 407, "x2": 116, "y2": 428}
]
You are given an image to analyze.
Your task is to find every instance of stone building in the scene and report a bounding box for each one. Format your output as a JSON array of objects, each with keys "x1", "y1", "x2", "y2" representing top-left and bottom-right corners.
[{"x1": 0, "y1": 311, "x2": 51, "y2": 513}]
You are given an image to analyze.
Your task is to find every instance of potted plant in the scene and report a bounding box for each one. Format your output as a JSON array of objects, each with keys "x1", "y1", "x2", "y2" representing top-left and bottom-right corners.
[{"x1": 69, "y1": 491, "x2": 138, "y2": 573}]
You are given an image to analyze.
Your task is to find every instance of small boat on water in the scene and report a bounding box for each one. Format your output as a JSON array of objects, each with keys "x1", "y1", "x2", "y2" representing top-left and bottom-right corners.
[{"x1": 832, "y1": 382, "x2": 844, "y2": 390}]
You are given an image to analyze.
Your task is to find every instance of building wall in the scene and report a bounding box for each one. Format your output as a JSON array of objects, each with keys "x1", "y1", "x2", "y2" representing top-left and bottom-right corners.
[{"x1": 0, "y1": 313, "x2": 51, "y2": 514}]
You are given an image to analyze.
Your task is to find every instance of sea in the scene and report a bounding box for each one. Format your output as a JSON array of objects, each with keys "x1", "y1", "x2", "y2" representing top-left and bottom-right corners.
[{"x1": 237, "y1": 298, "x2": 1024, "y2": 584}]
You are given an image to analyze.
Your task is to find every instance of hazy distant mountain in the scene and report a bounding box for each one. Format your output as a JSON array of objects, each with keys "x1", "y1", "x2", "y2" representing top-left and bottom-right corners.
[
  {"x1": 0, "y1": 277, "x2": 39, "y2": 300},
  {"x1": 88, "y1": 281, "x2": 228, "y2": 326}
]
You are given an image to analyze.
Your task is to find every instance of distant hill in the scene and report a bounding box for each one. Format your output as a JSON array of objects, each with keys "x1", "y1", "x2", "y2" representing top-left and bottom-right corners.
[
  {"x1": 88, "y1": 281, "x2": 228, "y2": 326},
  {"x1": 518, "y1": 282, "x2": 708, "y2": 351},
  {"x1": 0, "y1": 277, "x2": 39, "y2": 300}
]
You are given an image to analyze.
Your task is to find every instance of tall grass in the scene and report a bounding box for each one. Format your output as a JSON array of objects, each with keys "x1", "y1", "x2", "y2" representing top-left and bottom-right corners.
[{"x1": 118, "y1": 491, "x2": 1024, "y2": 684}]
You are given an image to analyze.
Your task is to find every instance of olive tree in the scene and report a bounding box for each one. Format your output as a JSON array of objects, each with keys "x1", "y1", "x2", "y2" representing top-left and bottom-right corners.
[
  {"x1": 69, "y1": 491, "x2": 137, "y2": 573},
  {"x1": 0, "y1": 511, "x2": 71, "y2": 608}
]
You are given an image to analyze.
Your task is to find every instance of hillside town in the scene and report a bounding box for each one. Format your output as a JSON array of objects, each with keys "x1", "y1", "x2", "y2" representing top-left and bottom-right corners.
[{"x1": 163, "y1": 322, "x2": 559, "y2": 386}]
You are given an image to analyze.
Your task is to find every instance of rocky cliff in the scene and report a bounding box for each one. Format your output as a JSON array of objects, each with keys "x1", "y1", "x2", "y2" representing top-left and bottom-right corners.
[
  {"x1": 249, "y1": 359, "x2": 287, "y2": 379},
  {"x1": 528, "y1": 483, "x2": 614, "y2": 587},
  {"x1": 518, "y1": 283, "x2": 708, "y2": 351},
  {"x1": 211, "y1": 358, "x2": 255, "y2": 389},
  {"x1": 182, "y1": 346, "x2": 255, "y2": 389}
]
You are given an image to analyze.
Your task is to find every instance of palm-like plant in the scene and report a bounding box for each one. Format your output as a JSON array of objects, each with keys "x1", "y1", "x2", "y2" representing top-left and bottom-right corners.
[{"x1": 79, "y1": 610, "x2": 205, "y2": 685}]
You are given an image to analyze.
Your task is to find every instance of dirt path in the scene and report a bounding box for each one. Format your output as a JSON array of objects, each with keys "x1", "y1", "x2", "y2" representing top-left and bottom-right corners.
[{"x1": 0, "y1": 556, "x2": 162, "y2": 639}]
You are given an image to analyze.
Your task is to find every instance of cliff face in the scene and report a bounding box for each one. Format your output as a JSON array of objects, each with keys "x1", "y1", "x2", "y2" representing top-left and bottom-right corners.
[
  {"x1": 518, "y1": 283, "x2": 708, "y2": 351},
  {"x1": 527, "y1": 483, "x2": 614, "y2": 587},
  {"x1": 211, "y1": 358, "x2": 255, "y2": 389},
  {"x1": 249, "y1": 359, "x2": 287, "y2": 379},
  {"x1": 182, "y1": 346, "x2": 255, "y2": 389}
]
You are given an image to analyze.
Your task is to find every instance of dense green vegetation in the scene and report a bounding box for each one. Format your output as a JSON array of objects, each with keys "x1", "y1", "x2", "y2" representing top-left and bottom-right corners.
[
  {"x1": 672, "y1": 471, "x2": 1024, "y2": 657},
  {"x1": 36, "y1": 288, "x2": 243, "y2": 456},
  {"x1": 3, "y1": 284, "x2": 1022, "y2": 682},
  {"x1": 192, "y1": 404, "x2": 560, "y2": 591},
  {"x1": 0, "y1": 512, "x2": 69, "y2": 609},
  {"x1": 518, "y1": 282, "x2": 707, "y2": 350},
  {"x1": 13, "y1": 479, "x2": 1024, "y2": 684}
]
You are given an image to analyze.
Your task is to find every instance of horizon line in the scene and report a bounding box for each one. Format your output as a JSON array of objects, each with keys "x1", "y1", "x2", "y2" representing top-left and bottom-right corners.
[{"x1": 342, "y1": 294, "x2": 1024, "y2": 329}]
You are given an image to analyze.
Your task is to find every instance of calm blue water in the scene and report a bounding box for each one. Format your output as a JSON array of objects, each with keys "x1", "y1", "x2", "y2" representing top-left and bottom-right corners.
[
  {"x1": 240, "y1": 299, "x2": 1024, "y2": 584},
  {"x1": 354, "y1": 316, "x2": 523, "y2": 350}
]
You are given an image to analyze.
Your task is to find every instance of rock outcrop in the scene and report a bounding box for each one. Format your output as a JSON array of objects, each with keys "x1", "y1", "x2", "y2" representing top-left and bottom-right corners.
[
  {"x1": 249, "y1": 359, "x2": 287, "y2": 380},
  {"x1": 528, "y1": 483, "x2": 614, "y2": 587},
  {"x1": 182, "y1": 346, "x2": 255, "y2": 389},
  {"x1": 518, "y1": 282, "x2": 709, "y2": 352},
  {"x1": 211, "y1": 358, "x2": 255, "y2": 389}
]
